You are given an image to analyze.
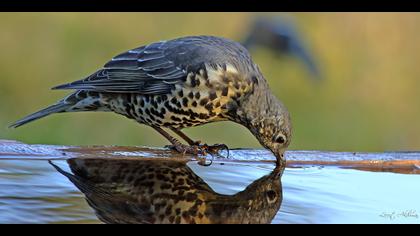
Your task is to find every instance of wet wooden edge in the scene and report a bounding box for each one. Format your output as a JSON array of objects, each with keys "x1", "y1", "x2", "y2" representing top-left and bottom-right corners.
[{"x1": 0, "y1": 139, "x2": 419, "y2": 174}]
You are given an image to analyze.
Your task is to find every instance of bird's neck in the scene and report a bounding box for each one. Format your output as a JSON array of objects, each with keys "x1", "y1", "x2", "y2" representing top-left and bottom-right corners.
[{"x1": 237, "y1": 81, "x2": 286, "y2": 137}]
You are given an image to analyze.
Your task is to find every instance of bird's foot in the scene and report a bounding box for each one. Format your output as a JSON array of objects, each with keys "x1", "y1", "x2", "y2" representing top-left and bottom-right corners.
[
  {"x1": 165, "y1": 143, "x2": 204, "y2": 155},
  {"x1": 165, "y1": 143, "x2": 229, "y2": 166},
  {"x1": 196, "y1": 143, "x2": 229, "y2": 166},
  {"x1": 165, "y1": 143, "x2": 229, "y2": 156},
  {"x1": 200, "y1": 143, "x2": 230, "y2": 159}
]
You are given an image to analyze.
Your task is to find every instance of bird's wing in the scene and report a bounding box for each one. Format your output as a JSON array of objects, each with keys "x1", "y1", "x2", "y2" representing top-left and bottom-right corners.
[
  {"x1": 53, "y1": 37, "x2": 256, "y2": 94},
  {"x1": 52, "y1": 40, "x2": 189, "y2": 94},
  {"x1": 52, "y1": 36, "x2": 257, "y2": 95}
]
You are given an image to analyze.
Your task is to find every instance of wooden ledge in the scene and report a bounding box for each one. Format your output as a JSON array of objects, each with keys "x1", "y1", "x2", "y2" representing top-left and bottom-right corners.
[{"x1": 0, "y1": 139, "x2": 419, "y2": 174}]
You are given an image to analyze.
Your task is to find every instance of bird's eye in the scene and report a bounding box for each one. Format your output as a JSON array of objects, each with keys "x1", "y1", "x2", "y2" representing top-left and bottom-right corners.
[
  {"x1": 274, "y1": 134, "x2": 286, "y2": 144},
  {"x1": 266, "y1": 190, "x2": 277, "y2": 203}
]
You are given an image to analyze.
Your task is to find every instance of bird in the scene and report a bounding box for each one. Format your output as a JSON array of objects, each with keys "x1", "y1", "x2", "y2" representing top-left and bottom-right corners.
[
  {"x1": 242, "y1": 16, "x2": 321, "y2": 80},
  {"x1": 10, "y1": 35, "x2": 292, "y2": 165},
  {"x1": 49, "y1": 158, "x2": 284, "y2": 224}
]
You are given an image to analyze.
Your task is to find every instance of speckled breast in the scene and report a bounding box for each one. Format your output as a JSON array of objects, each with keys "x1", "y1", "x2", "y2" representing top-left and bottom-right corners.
[{"x1": 104, "y1": 65, "x2": 254, "y2": 129}]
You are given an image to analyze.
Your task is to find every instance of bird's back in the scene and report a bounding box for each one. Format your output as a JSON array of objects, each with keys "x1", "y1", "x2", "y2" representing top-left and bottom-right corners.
[{"x1": 161, "y1": 35, "x2": 257, "y2": 76}]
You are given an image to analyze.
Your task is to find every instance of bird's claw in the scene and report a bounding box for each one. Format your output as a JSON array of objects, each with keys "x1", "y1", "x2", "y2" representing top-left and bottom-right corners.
[
  {"x1": 165, "y1": 143, "x2": 230, "y2": 166},
  {"x1": 165, "y1": 144, "x2": 203, "y2": 155},
  {"x1": 196, "y1": 143, "x2": 229, "y2": 166},
  {"x1": 201, "y1": 143, "x2": 230, "y2": 159}
]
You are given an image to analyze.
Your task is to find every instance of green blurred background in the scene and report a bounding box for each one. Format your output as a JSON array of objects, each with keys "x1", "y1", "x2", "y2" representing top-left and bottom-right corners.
[{"x1": 1, "y1": 12, "x2": 419, "y2": 151}]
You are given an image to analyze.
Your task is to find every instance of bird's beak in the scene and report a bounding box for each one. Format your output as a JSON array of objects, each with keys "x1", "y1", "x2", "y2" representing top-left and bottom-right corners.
[{"x1": 274, "y1": 148, "x2": 286, "y2": 167}]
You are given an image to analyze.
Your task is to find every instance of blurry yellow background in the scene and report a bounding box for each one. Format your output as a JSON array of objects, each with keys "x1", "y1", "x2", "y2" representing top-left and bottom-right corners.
[{"x1": 1, "y1": 12, "x2": 419, "y2": 151}]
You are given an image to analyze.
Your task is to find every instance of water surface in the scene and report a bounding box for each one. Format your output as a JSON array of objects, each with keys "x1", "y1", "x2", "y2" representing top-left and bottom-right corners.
[{"x1": 1, "y1": 155, "x2": 419, "y2": 223}]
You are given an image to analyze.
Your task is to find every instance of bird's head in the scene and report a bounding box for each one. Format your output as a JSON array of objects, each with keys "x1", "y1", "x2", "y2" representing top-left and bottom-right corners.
[
  {"x1": 252, "y1": 115, "x2": 291, "y2": 165},
  {"x1": 243, "y1": 90, "x2": 292, "y2": 165}
]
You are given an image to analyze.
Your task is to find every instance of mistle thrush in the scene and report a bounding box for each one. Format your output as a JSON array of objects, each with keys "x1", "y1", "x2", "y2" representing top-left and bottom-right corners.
[
  {"x1": 11, "y1": 36, "x2": 292, "y2": 165},
  {"x1": 50, "y1": 158, "x2": 284, "y2": 224}
]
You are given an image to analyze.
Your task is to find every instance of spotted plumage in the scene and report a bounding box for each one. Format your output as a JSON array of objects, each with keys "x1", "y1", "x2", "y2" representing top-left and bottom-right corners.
[
  {"x1": 50, "y1": 158, "x2": 284, "y2": 224},
  {"x1": 11, "y1": 35, "x2": 292, "y2": 164}
]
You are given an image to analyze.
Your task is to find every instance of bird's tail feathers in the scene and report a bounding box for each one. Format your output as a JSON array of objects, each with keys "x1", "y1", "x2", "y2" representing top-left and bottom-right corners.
[{"x1": 9, "y1": 101, "x2": 73, "y2": 128}]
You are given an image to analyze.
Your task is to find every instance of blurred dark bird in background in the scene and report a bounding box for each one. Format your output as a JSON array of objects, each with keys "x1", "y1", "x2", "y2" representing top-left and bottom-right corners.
[{"x1": 242, "y1": 16, "x2": 321, "y2": 80}]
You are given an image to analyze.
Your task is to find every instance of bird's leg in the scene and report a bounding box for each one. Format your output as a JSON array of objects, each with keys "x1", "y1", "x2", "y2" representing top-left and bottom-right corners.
[
  {"x1": 153, "y1": 126, "x2": 205, "y2": 155},
  {"x1": 153, "y1": 126, "x2": 215, "y2": 165},
  {"x1": 169, "y1": 128, "x2": 230, "y2": 159},
  {"x1": 169, "y1": 127, "x2": 201, "y2": 146}
]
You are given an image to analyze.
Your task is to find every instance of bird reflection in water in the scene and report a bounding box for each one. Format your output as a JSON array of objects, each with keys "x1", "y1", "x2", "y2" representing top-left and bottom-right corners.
[{"x1": 50, "y1": 158, "x2": 284, "y2": 224}]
